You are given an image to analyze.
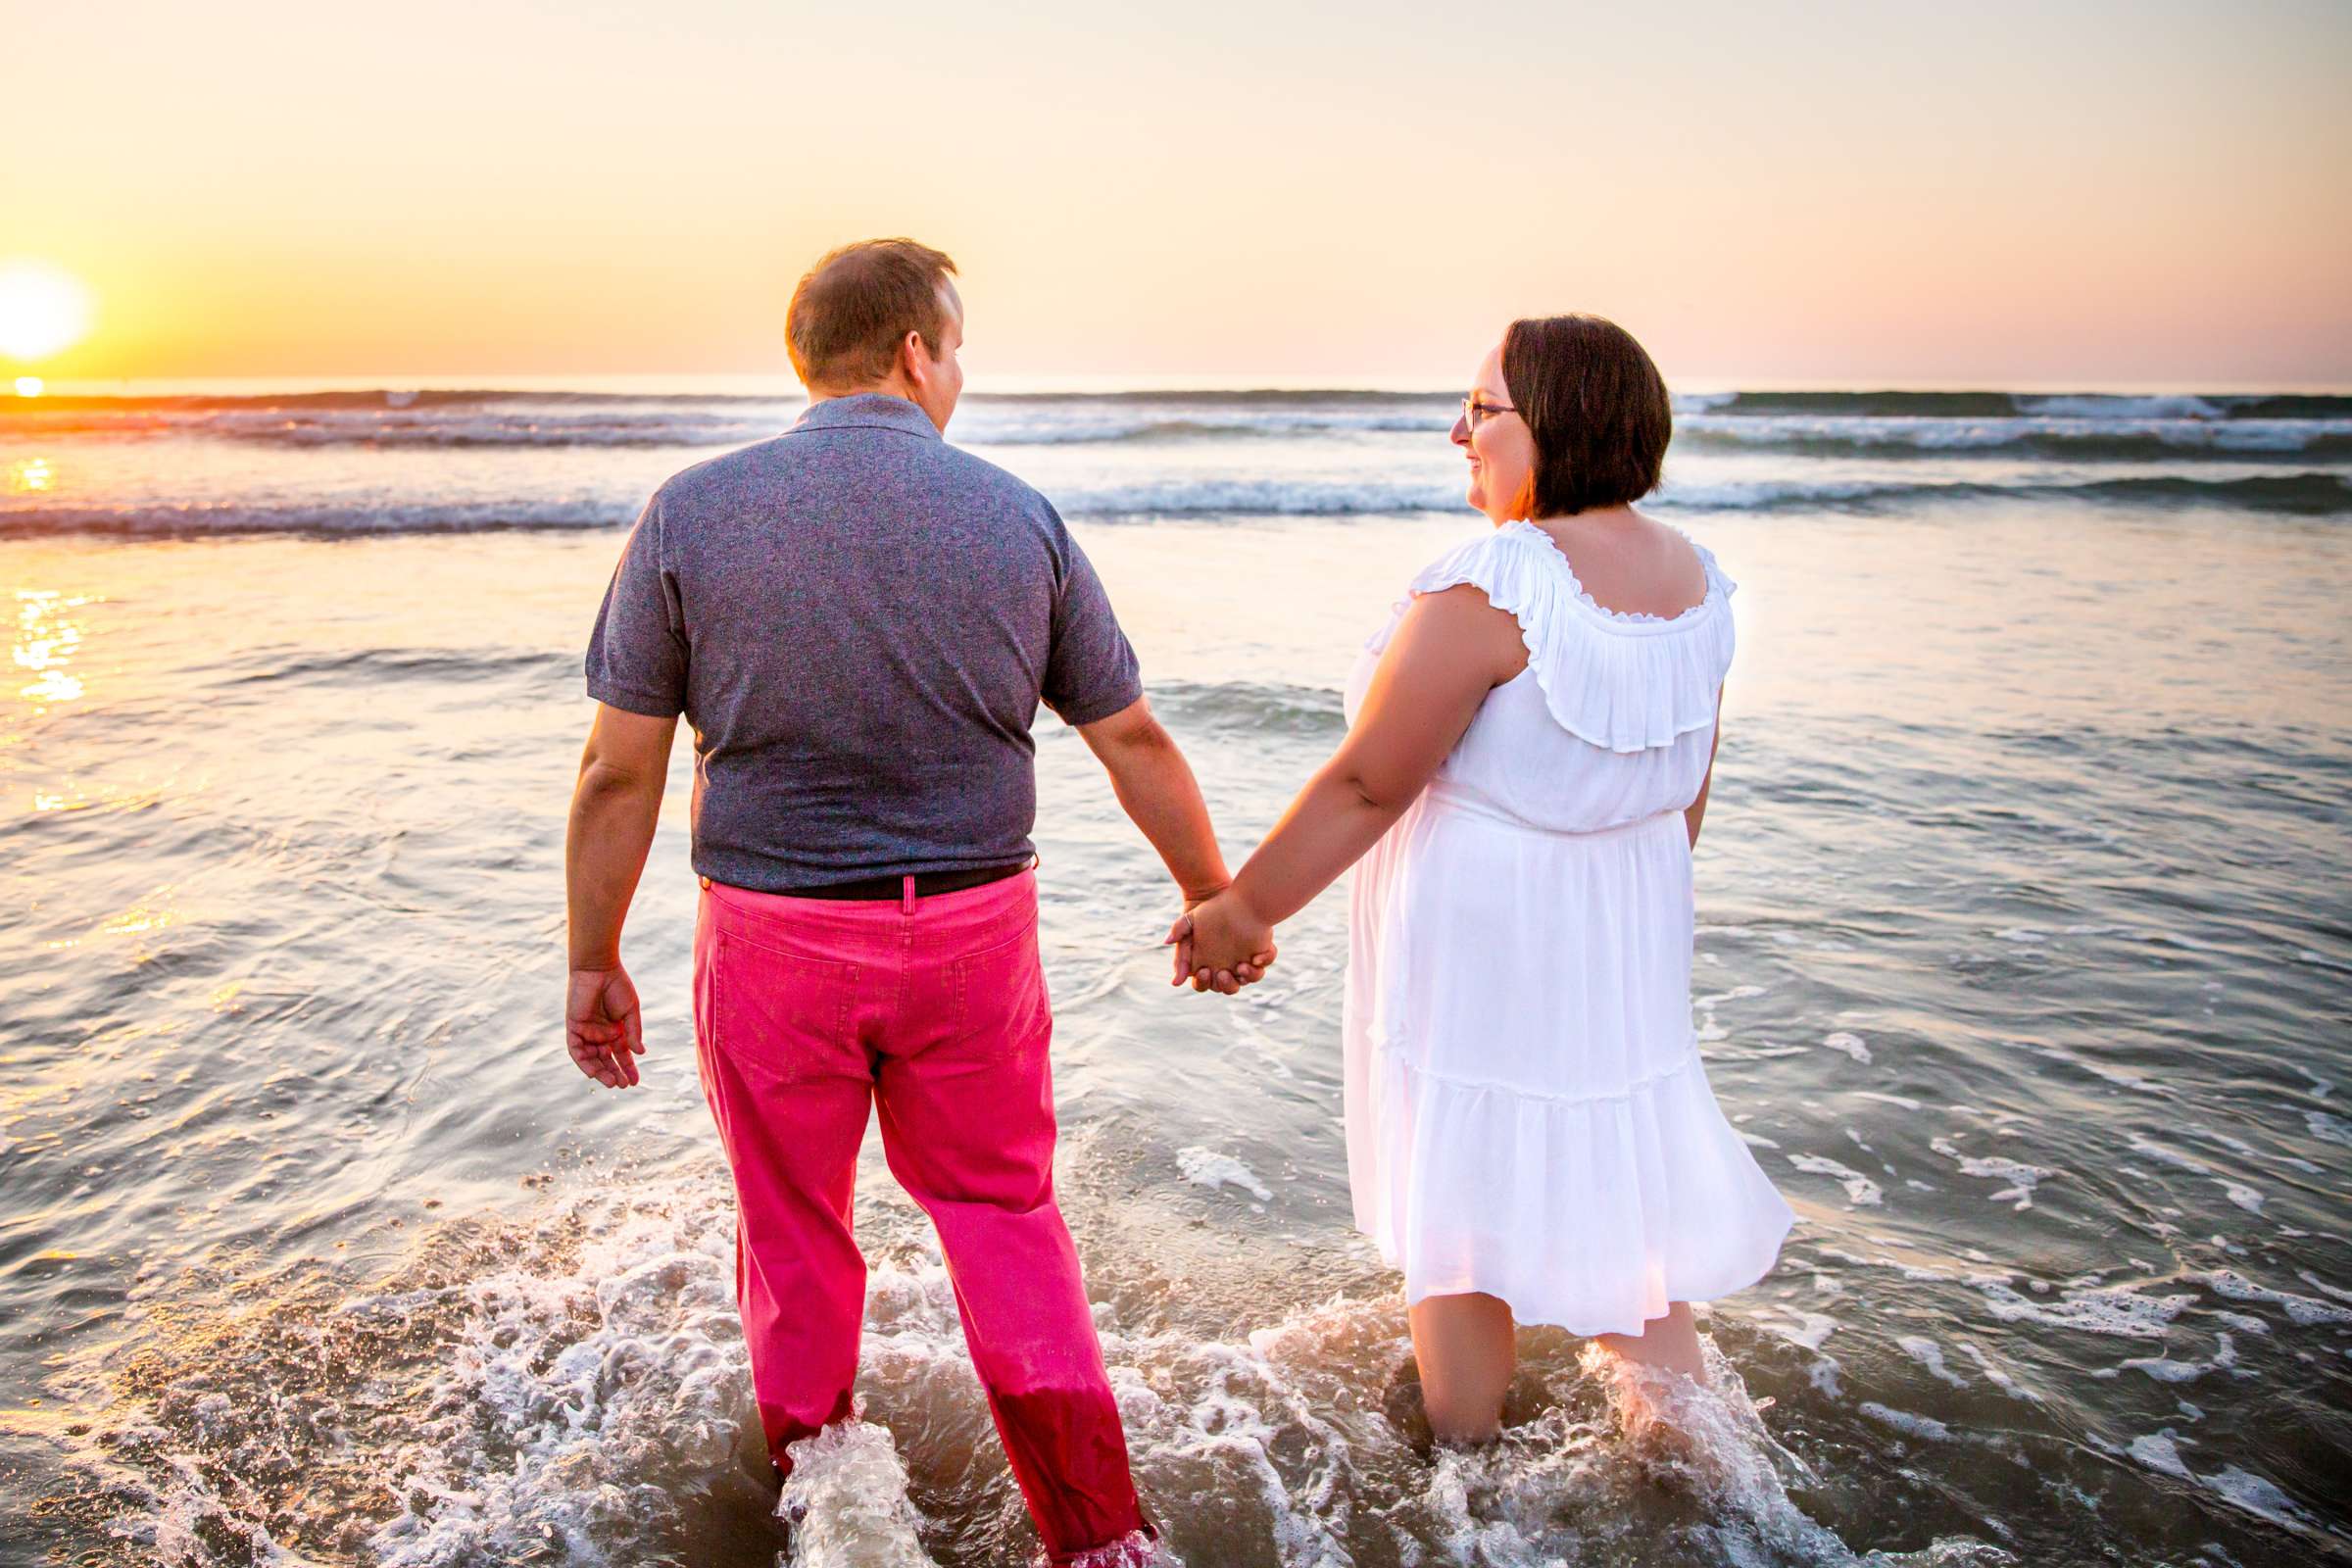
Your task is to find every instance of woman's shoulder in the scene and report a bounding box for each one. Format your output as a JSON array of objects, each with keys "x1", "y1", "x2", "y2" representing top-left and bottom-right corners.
[
  {"x1": 1401, "y1": 520, "x2": 1737, "y2": 632},
  {"x1": 1514, "y1": 516, "x2": 1738, "y2": 624},
  {"x1": 1375, "y1": 519, "x2": 1738, "y2": 753},
  {"x1": 1661, "y1": 521, "x2": 1740, "y2": 605},
  {"x1": 1397, "y1": 523, "x2": 1567, "y2": 613}
]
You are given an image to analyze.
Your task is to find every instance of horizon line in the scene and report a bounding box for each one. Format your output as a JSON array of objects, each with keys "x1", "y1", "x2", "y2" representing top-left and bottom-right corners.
[{"x1": 17, "y1": 371, "x2": 2352, "y2": 400}]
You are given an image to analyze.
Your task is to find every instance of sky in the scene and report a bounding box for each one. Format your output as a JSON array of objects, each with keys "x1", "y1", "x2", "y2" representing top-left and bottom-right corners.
[{"x1": 3, "y1": 0, "x2": 2348, "y2": 388}]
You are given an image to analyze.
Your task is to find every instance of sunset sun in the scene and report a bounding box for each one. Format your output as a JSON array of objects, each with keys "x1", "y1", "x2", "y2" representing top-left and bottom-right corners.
[{"x1": 0, "y1": 261, "x2": 95, "y2": 365}]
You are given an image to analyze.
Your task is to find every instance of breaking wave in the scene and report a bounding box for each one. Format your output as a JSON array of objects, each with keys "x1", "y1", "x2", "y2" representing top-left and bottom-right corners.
[
  {"x1": 9, "y1": 470, "x2": 2344, "y2": 540},
  {"x1": 8, "y1": 386, "x2": 2348, "y2": 456}
]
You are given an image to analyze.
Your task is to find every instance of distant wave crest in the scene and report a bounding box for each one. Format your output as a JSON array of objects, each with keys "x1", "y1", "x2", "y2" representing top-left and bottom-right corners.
[
  {"x1": 1655, "y1": 471, "x2": 2352, "y2": 516},
  {"x1": 8, "y1": 470, "x2": 2345, "y2": 539},
  {"x1": 0, "y1": 498, "x2": 629, "y2": 538},
  {"x1": 8, "y1": 386, "x2": 2348, "y2": 455}
]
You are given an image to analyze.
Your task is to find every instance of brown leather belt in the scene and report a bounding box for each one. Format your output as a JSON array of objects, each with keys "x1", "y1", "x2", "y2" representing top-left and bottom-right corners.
[{"x1": 761, "y1": 858, "x2": 1033, "y2": 902}]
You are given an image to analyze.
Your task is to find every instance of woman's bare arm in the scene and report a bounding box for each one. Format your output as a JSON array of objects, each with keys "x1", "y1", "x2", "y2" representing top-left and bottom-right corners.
[
  {"x1": 1686, "y1": 686, "x2": 1724, "y2": 849},
  {"x1": 1173, "y1": 585, "x2": 1524, "y2": 983}
]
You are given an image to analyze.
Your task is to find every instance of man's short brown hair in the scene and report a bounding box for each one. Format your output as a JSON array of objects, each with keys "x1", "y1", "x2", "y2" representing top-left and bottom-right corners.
[
  {"x1": 785, "y1": 238, "x2": 959, "y2": 390},
  {"x1": 1500, "y1": 315, "x2": 1672, "y2": 517}
]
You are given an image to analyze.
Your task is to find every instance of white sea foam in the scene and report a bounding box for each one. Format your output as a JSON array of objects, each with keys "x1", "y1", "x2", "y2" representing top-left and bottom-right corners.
[
  {"x1": 1821, "y1": 1031, "x2": 1872, "y2": 1064},
  {"x1": 2128, "y1": 1430, "x2": 2194, "y2": 1479},
  {"x1": 1931, "y1": 1138, "x2": 2058, "y2": 1210},
  {"x1": 2119, "y1": 1434, "x2": 2319, "y2": 1535},
  {"x1": 2295, "y1": 1270, "x2": 2352, "y2": 1304},
  {"x1": 1976, "y1": 1280, "x2": 2196, "y2": 1340},
  {"x1": 2019, "y1": 394, "x2": 2230, "y2": 419},
  {"x1": 2111, "y1": 1334, "x2": 2243, "y2": 1385},
  {"x1": 2305, "y1": 1109, "x2": 2351, "y2": 1147},
  {"x1": 1762, "y1": 1310, "x2": 1842, "y2": 1352},
  {"x1": 2186, "y1": 1122, "x2": 2319, "y2": 1175},
  {"x1": 2033, "y1": 1044, "x2": 2170, "y2": 1095},
  {"x1": 2127, "y1": 1134, "x2": 2209, "y2": 1171},
  {"x1": 2197, "y1": 1270, "x2": 2352, "y2": 1326},
  {"x1": 1955, "y1": 1339, "x2": 2036, "y2": 1401},
  {"x1": 1787, "y1": 1154, "x2": 1884, "y2": 1207},
  {"x1": 366, "y1": 1187, "x2": 760, "y2": 1567},
  {"x1": 1860, "y1": 1402, "x2": 1953, "y2": 1443},
  {"x1": 1897, "y1": 1337, "x2": 1968, "y2": 1389},
  {"x1": 2201, "y1": 1465, "x2": 2315, "y2": 1530},
  {"x1": 1175, "y1": 1146, "x2": 1274, "y2": 1201}
]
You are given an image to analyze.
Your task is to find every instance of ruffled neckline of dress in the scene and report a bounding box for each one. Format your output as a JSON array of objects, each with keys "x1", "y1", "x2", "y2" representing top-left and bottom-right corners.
[
  {"x1": 1365, "y1": 521, "x2": 1740, "y2": 753},
  {"x1": 1495, "y1": 519, "x2": 1730, "y2": 635}
]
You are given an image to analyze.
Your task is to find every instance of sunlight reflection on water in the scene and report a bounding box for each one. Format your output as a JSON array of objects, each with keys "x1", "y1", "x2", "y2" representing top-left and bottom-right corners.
[{"x1": 13, "y1": 584, "x2": 94, "y2": 709}]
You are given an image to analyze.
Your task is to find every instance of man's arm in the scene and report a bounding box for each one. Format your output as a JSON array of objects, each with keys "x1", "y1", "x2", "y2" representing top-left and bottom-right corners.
[
  {"x1": 1075, "y1": 696, "x2": 1237, "y2": 909},
  {"x1": 564, "y1": 704, "x2": 678, "y2": 1088}
]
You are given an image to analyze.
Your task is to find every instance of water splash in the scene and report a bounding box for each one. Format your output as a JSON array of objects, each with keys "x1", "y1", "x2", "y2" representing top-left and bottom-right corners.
[{"x1": 777, "y1": 1422, "x2": 933, "y2": 1567}]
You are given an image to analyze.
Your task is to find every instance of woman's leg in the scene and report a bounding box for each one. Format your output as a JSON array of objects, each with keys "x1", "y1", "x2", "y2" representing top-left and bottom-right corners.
[
  {"x1": 1408, "y1": 1292, "x2": 1516, "y2": 1443},
  {"x1": 1596, "y1": 1300, "x2": 1707, "y2": 1383}
]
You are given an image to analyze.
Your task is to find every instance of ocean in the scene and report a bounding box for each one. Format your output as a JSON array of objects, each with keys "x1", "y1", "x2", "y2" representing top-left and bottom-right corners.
[{"x1": 1, "y1": 383, "x2": 2346, "y2": 1566}]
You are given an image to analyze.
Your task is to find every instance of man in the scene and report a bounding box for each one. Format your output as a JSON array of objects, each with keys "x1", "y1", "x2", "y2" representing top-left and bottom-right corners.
[{"x1": 562, "y1": 238, "x2": 1261, "y2": 1563}]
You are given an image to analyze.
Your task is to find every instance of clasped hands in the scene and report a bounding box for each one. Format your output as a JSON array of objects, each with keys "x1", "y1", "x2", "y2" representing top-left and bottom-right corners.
[{"x1": 1165, "y1": 884, "x2": 1279, "y2": 995}]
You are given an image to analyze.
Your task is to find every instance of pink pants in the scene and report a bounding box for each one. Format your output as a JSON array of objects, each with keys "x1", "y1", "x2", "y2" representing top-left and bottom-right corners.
[{"x1": 692, "y1": 869, "x2": 1153, "y2": 1563}]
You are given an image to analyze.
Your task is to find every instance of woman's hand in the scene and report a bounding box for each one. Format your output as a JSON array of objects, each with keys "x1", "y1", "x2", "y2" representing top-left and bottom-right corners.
[{"x1": 1165, "y1": 890, "x2": 1278, "y2": 995}]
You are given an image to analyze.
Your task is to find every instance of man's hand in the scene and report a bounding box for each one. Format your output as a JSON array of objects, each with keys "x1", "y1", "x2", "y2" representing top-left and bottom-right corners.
[
  {"x1": 1165, "y1": 890, "x2": 1277, "y2": 996},
  {"x1": 566, "y1": 965, "x2": 646, "y2": 1088},
  {"x1": 565, "y1": 704, "x2": 674, "y2": 1091}
]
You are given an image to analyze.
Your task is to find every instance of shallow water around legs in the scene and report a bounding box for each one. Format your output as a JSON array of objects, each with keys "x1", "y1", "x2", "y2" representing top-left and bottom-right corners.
[{"x1": 1, "y1": 412, "x2": 2349, "y2": 1564}]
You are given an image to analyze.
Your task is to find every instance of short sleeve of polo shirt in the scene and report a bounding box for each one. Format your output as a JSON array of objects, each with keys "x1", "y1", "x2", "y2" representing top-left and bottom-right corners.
[
  {"x1": 1040, "y1": 515, "x2": 1144, "y2": 726},
  {"x1": 585, "y1": 493, "x2": 688, "y2": 717}
]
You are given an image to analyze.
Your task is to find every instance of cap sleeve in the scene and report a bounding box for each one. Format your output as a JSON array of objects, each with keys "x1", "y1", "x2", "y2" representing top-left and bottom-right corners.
[{"x1": 1363, "y1": 526, "x2": 1735, "y2": 754}]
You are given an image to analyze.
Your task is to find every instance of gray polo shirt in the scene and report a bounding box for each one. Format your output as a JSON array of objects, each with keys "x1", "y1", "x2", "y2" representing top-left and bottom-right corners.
[{"x1": 585, "y1": 393, "x2": 1143, "y2": 892}]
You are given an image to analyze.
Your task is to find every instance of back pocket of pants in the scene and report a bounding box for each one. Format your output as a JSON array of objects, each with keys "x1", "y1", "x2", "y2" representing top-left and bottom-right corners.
[
  {"x1": 948, "y1": 921, "x2": 1048, "y2": 1059},
  {"x1": 711, "y1": 930, "x2": 860, "y2": 1083}
]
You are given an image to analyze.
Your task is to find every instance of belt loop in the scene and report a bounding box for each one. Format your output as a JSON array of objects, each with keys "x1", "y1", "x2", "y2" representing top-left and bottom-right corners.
[{"x1": 901, "y1": 874, "x2": 917, "y2": 915}]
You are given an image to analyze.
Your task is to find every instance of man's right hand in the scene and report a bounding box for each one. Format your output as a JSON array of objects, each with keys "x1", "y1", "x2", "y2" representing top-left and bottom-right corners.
[
  {"x1": 566, "y1": 965, "x2": 646, "y2": 1088},
  {"x1": 564, "y1": 704, "x2": 674, "y2": 1090}
]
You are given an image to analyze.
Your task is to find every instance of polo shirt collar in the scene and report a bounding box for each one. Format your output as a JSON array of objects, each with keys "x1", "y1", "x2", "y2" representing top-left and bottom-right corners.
[{"x1": 791, "y1": 392, "x2": 944, "y2": 441}]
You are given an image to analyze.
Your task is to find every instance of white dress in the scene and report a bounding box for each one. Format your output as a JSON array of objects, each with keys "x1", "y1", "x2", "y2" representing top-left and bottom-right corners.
[{"x1": 1343, "y1": 519, "x2": 1794, "y2": 1336}]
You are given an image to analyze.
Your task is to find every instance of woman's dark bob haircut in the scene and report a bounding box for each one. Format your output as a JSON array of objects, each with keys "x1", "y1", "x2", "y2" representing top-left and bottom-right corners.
[{"x1": 1500, "y1": 315, "x2": 1672, "y2": 517}]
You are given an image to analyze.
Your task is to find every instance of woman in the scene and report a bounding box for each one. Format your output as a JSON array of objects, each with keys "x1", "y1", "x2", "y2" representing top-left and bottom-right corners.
[{"x1": 1172, "y1": 316, "x2": 1793, "y2": 1442}]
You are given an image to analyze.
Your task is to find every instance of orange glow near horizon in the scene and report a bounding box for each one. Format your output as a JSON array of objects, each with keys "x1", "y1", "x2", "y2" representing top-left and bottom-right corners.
[{"x1": 4, "y1": 3, "x2": 2349, "y2": 388}]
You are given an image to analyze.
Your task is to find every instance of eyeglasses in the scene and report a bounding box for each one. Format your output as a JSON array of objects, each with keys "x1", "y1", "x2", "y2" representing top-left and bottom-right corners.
[{"x1": 1460, "y1": 395, "x2": 1518, "y2": 432}]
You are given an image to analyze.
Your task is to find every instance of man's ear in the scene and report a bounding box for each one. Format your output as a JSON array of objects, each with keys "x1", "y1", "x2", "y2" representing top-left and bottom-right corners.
[{"x1": 899, "y1": 329, "x2": 930, "y2": 387}]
